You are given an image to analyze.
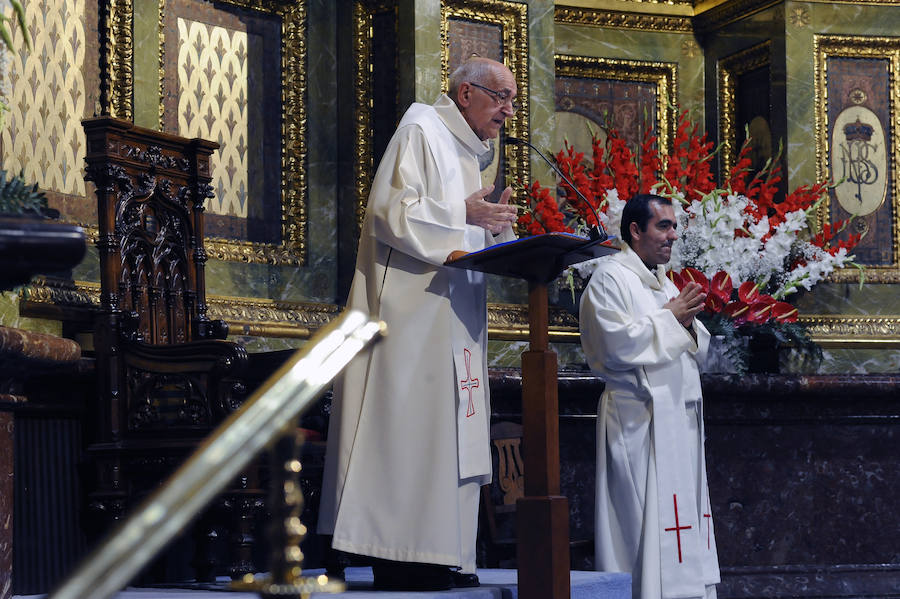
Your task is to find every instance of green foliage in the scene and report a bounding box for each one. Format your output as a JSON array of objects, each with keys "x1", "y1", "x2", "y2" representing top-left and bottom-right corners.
[
  {"x1": 699, "y1": 312, "x2": 821, "y2": 377},
  {"x1": 0, "y1": 0, "x2": 30, "y2": 54},
  {"x1": 0, "y1": 169, "x2": 50, "y2": 217}
]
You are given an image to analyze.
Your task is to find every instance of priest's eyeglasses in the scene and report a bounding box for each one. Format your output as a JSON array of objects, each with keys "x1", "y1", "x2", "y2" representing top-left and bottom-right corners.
[{"x1": 469, "y1": 82, "x2": 520, "y2": 112}]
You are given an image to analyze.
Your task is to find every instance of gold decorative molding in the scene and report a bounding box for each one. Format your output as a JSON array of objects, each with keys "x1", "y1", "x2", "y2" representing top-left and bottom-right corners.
[
  {"x1": 20, "y1": 280, "x2": 900, "y2": 346},
  {"x1": 486, "y1": 301, "x2": 900, "y2": 347},
  {"x1": 800, "y1": 314, "x2": 900, "y2": 347},
  {"x1": 488, "y1": 303, "x2": 580, "y2": 342},
  {"x1": 101, "y1": 0, "x2": 135, "y2": 120},
  {"x1": 717, "y1": 41, "x2": 771, "y2": 176},
  {"x1": 158, "y1": 0, "x2": 166, "y2": 129},
  {"x1": 555, "y1": 54, "x2": 678, "y2": 155},
  {"x1": 814, "y1": 35, "x2": 900, "y2": 283},
  {"x1": 440, "y1": 0, "x2": 530, "y2": 192},
  {"x1": 353, "y1": 0, "x2": 398, "y2": 233},
  {"x1": 555, "y1": 6, "x2": 693, "y2": 32},
  {"x1": 20, "y1": 279, "x2": 340, "y2": 340}
]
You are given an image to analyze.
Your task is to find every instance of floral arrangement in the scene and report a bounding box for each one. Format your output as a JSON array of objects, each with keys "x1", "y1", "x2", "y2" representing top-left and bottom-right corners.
[{"x1": 518, "y1": 110, "x2": 863, "y2": 374}]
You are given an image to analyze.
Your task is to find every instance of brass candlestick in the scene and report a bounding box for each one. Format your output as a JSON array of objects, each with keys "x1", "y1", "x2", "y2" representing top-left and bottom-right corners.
[{"x1": 232, "y1": 429, "x2": 344, "y2": 598}]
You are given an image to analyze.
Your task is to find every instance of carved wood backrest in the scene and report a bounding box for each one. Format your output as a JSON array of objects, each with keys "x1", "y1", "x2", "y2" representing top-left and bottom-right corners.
[{"x1": 83, "y1": 117, "x2": 219, "y2": 344}]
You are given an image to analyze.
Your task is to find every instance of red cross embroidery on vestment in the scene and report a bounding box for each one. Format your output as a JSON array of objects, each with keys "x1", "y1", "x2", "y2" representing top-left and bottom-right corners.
[
  {"x1": 703, "y1": 498, "x2": 712, "y2": 549},
  {"x1": 664, "y1": 494, "x2": 692, "y2": 563},
  {"x1": 459, "y1": 348, "x2": 479, "y2": 418}
]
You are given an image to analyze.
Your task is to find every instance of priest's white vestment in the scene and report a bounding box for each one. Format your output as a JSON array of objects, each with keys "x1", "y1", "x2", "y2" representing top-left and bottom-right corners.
[
  {"x1": 317, "y1": 94, "x2": 515, "y2": 573},
  {"x1": 579, "y1": 244, "x2": 720, "y2": 599}
]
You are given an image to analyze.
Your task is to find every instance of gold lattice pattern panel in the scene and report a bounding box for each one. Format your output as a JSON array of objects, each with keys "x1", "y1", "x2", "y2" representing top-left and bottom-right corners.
[
  {"x1": 177, "y1": 17, "x2": 249, "y2": 218},
  {"x1": 1, "y1": 0, "x2": 87, "y2": 197}
]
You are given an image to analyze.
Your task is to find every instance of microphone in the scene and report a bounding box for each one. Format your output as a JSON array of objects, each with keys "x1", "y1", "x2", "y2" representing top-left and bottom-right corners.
[{"x1": 505, "y1": 134, "x2": 608, "y2": 242}]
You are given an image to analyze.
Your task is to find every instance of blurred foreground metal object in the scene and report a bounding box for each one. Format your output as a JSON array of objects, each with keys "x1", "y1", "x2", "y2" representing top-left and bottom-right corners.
[
  {"x1": 230, "y1": 429, "x2": 345, "y2": 598},
  {"x1": 49, "y1": 310, "x2": 385, "y2": 599}
]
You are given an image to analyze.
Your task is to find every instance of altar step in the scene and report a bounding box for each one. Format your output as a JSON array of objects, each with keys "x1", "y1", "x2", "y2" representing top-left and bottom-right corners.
[{"x1": 15, "y1": 568, "x2": 631, "y2": 599}]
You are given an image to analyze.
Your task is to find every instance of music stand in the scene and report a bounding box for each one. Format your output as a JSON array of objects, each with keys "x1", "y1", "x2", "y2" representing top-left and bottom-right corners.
[{"x1": 446, "y1": 232, "x2": 618, "y2": 599}]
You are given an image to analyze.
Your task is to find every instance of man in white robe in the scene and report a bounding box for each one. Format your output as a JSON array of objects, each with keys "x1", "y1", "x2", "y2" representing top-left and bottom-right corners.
[
  {"x1": 579, "y1": 194, "x2": 721, "y2": 599},
  {"x1": 317, "y1": 57, "x2": 518, "y2": 591}
]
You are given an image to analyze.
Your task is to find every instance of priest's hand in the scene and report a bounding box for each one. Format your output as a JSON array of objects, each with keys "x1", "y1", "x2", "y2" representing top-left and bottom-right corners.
[
  {"x1": 465, "y1": 185, "x2": 518, "y2": 234},
  {"x1": 664, "y1": 282, "x2": 706, "y2": 328}
]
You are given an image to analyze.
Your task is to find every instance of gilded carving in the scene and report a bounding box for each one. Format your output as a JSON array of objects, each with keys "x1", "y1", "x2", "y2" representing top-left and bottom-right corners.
[
  {"x1": 555, "y1": 54, "x2": 677, "y2": 155},
  {"x1": 717, "y1": 41, "x2": 771, "y2": 176},
  {"x1": 789, "y1": 6, "x2": 810, "y2": 28},
  {"x1": 104, "y1": 0, "x2": 136, "y2": 121},
  {"x1": 799, "y1": 314, "x2": 900, "y2": 347},
  {"x1": 352, "y1": 1, "x2": 397, "y2": 232},
  {"x1": 487, "y1": 303, "x2": 580, "y2": 342},
  {"x1": 21, "y1": 278, "x2": 340, "y2": 340},
  {"x1": 440, "y1": 0, "x2": 530, "y2": 194},
  {"x1": 554, "y1": 6, "x2": 692, "y2": 33},
  {"x1": 485, "y1": 302, "x2": 900, "y2": 347},
  {"x1": 814, "y1": 35, "x2": 900, "y2": 282},
  {"x1": 21, "y1": 279, "x2": 900, "y2": 346}
]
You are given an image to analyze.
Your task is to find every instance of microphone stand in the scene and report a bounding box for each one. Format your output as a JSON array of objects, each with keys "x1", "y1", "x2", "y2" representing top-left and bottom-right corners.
[{"x1": 505, "y1": 134, "x2": 608, "y2": 242}]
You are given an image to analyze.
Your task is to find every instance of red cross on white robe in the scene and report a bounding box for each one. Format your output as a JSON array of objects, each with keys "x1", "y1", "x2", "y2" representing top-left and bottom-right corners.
[
  {"x1": 664, "y1": 493, "x2": 693, "y2": 563},
  {"x1": 459, "y1": 347, "x2": 479, "y2": 418},
  {"x1": 703, "y1": 497, "x2": 712, "y2": 550}
]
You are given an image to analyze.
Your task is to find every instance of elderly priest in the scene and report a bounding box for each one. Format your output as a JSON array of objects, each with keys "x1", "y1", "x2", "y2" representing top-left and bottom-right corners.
[{"x1": 317, "y1": 57, "x2": 519, "y2": 591}]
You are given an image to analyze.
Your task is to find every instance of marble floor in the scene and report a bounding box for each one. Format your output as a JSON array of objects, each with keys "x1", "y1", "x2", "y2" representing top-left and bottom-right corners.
[{"x1": 15, "y1": 568, "x2": 631, "y2": 599}]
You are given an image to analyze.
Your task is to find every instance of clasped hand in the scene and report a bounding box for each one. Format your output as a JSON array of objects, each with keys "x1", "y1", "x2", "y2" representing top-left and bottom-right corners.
[
  {"x1": 663, "y1": 282, "x2": 706, "y2": 328},
  {"x1": 465, "y1": 185, "x2": 518, "y2": 234}
]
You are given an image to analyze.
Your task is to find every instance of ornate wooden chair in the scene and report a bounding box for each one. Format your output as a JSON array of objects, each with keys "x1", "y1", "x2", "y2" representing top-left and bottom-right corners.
[
  {"x1": 479, "y1": 421, "x2": 593, "y2": 569},
  {"x1": 81, "y1": 117, "x2": 261, "y2": 581}
]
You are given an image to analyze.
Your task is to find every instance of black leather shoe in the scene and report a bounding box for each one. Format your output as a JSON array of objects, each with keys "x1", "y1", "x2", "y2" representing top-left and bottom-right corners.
[
  {"x1": 372, "y1": 559, "x2": 453, "y2": 591},
  {"x1": 451, "y1": 571, "x2": 480, "y2": 588}
]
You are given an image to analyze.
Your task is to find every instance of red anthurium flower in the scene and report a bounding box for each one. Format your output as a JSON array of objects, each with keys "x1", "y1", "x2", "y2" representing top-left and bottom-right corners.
[
  {"x1": 705, "y1": 293, "x2": 726, "y2": 314},
  {"x1": 667, "y1": 270, "x2": 685, "y2": 290},
  {"x1": 723, "y1": 301, "x2": 750, "y2": 324},
  {"x1": 737, "y1": 281, "x2": 761, "y2": 304},
  {"x1": 772, "y1": 302, "x2": 799, "y2": 322},
  {"x1": 709, "y1": 271, "x2": 733, "y2": 303},
  {"x1": 746, "y1": 301, "x2": 774, "y2": 324},
  {"x1": 754, "y1": 294, "x2": 776, "y2": 307},
  {"x1": 680, "y1": 267, "x2": 709, "y2": 293}
]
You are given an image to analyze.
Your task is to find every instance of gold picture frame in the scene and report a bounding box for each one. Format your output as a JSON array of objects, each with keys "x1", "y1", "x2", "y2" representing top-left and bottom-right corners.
[
  {"x1": 352, "y1": 0, "x2": 399, "y2": 232},
  {"x1": 717, "y1": 41, "x2": 771, "y2": 176},
  {"x1": 105, "y1": 0, "x2": 308, "y2": 265},
  {"x1": 554, "y1": 54, "x2": 678, "y2": 163},
  {"x1": 814, "y1": 34, "x2": 900, "y2": 283}
]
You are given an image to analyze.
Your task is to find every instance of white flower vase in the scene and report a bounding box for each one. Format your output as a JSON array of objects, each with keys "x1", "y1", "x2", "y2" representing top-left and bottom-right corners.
[{"x1": 699, "y1": 335, "x2": 743, "y2": 374}]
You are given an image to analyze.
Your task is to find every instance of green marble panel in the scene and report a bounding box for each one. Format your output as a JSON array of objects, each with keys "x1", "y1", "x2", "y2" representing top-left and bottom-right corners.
[
  {"x1": 133, "y1": 0, "x2": 161, "y2": 130},
  {"x1": 0, "y1": 290, "x2": 61, "y2": 334},
  {"x1": 528, "y1": 0, "x2": 557, "y2": 184}
]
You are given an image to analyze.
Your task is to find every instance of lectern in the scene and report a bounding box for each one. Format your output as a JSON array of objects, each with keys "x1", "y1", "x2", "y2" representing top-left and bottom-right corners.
[{"x1": 447, "y1": 232, "x2": 617, "y2": 599}]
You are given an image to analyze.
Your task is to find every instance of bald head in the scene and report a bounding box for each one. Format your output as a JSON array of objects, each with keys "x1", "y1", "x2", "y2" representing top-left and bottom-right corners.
[
  {"x1": 449, "y1": 57, "x2": 517, "y2": 140},
  {"x1": 449, "y1": 57, "x2": 505, "y2": 100}
]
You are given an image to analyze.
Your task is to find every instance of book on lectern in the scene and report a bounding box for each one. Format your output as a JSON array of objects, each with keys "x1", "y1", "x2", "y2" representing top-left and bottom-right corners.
[{"x1": 445, "y1": 232, "x2": 619, "y2": 283}]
